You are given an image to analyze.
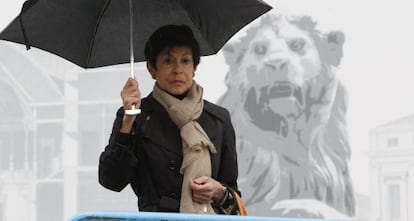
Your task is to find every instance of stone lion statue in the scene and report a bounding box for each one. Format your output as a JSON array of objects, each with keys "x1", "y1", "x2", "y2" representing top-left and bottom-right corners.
[{"x1": 217, "y1": 14, "x2": 355, "y2": 218}]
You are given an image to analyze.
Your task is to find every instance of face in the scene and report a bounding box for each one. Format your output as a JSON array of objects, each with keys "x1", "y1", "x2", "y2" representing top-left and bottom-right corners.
[{"x1": 148, "y1": 46, "x2": 196, "y2": 95}]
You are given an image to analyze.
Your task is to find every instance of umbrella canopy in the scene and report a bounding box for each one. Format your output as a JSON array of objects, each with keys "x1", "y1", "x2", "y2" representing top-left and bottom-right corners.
[{"x1": 0, "y1": 0, "x2": 272, "y2": 68}]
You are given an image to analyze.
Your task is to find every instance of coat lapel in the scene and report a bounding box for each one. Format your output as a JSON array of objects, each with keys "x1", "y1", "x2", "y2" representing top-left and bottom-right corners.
[
  {"x1": 139, "y1": 95, "x2": 219, "y2": 157},
  {"x1": 140, "y1": 95, "x2": 183, "y2": 156}
]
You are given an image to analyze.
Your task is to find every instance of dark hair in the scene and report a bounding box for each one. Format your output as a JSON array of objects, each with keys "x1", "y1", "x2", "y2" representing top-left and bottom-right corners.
[{"x1": 144, "y1": 25, "x2": 200, "y2": 69}]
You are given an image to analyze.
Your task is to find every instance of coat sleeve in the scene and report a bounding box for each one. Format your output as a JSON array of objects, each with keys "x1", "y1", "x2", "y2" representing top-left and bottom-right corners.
[
  {"x1": 212, "y1": 108, "x2": 242, "y2": 215},
  {"x1": 98, "y1": 108, "x2": 138, "y2": 192},
  {"x1": 217, "y1": 109, "x2": 240, "y2": 195}
]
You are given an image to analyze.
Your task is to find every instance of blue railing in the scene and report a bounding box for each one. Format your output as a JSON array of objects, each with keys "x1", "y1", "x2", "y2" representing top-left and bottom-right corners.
[{"x1": 70, "y1": 211, "x2": 352, "y2": 221}]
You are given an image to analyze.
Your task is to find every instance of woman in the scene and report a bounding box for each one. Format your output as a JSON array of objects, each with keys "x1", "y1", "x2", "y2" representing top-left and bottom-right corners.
[{"x1": 98, "y1": 25, "x2": 240, "y2": 214}]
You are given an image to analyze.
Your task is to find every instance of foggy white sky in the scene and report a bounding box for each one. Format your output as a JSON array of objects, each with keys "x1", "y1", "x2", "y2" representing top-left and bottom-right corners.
[{"x1": 2, "y1": 0, "x2": 414, "y2": 196}]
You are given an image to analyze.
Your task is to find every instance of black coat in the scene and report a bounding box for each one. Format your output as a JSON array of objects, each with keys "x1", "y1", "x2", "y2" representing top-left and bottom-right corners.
[{"x1": 98, "y1": 94, "x2": 239, "y2": 212}]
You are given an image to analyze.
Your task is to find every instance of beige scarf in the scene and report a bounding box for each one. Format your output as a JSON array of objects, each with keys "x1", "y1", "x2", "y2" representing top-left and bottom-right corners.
[{"x1": 153, "y1": 81, "x2": 216, "y2": 214}]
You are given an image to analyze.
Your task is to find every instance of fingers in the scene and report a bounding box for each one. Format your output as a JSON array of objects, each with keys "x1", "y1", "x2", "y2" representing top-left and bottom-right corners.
[
  {"x1": 121, "y1": 77, "x2": 141, "y2": 110},
  {"x1": 190, "y1": 176, "x2": 220, "y2": 204},
  {"x1": 191, "y1": 183, "x2": 212, "y2": 203},
  {"x1": 193, "y1": 176, "x2": 210, "y2": 185}
]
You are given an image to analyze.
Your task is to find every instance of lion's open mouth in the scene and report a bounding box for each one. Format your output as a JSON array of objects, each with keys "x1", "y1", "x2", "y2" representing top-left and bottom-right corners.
[
  {"x1": 243, "y1": 81, "x2": 304, "y2": 138},
  {"x1": 267, "y1": 81, "x2": 303, "y2": 106}
]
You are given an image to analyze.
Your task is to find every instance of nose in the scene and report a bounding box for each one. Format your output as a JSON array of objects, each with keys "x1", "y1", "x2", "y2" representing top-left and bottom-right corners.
[
  {"x1": 264, "y1": 59, "x2": 289, "y2": 71},
  {"x1": 173, "y1": 62, "x2": 184, "y2": 74}
]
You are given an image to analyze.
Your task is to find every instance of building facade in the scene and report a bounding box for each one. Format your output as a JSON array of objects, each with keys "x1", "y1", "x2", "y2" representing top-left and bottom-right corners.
[
  {"x1": 0, "y1": 43, "x2": 155, "y2": 221},
  {"x1": 367, "y1": 115, "x2": 414, "y2": 221}
]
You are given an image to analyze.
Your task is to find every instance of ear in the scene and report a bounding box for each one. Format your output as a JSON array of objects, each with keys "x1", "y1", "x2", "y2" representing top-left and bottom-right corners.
[
  {"x1": 146, "y1": 62, "x2": 156, "y2": 79},
  {"x1": 317, "y1": 31, "x2": 345, "y2": 67}
]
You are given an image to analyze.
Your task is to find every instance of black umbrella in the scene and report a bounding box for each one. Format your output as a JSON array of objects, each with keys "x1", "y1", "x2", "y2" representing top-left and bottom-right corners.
[
  {"x1": 0, "y1": 0, "x2": 272, "y2": 114},
  {"x1": 0, "y1": 0, "x2": 272, "y2": 68}
]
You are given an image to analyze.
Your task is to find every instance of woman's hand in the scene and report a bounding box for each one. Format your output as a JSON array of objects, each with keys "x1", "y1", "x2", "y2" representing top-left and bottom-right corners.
[
  {"x1": 120, "y1": 77, "x2": 141, "y2": 133},
  {"x1": 189, "y1": 176, "x2": 226, "y2": 204},
  {"x1": 121, "y1": 77, "x2": 141, "y2": 110}
]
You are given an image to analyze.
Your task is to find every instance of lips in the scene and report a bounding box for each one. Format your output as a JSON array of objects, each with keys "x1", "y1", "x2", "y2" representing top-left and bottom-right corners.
[{"x1": 170, "y1": 80, "x2": 185, "y2": 85}]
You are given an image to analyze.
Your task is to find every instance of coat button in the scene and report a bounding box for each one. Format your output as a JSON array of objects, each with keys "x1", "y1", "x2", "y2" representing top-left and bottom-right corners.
[
  {"x1": 168, "y1": 160, "x2": 176, "y2": 170},
  {"x1": 170, "y1": 192, "x2": 177, "y2": 198}
]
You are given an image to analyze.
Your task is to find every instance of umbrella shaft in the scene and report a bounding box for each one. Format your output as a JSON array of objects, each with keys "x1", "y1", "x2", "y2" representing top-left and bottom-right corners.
[
  {"x1": 129, "y1": 0, "x2": 134, "y2": 79},
  {"x1": 130, "y1": 59, "x2": 134, "y2": 78}
]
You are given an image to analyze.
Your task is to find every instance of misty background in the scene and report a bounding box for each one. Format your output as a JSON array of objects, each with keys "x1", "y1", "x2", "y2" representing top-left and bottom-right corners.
[{"x1": 1, "y1": 0, "x2": 414, "y2": 221}]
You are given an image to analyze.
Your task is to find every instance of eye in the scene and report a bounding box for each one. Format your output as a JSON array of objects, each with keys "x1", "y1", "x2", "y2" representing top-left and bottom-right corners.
[
  {"x1": 289, "y1": 39, "x2": 306, "y2": 51},
  {"x1": 253, "y1": 43, "x2": 267, "y2": 55},
  {"x1": 163, "y1": 57, "x2": 173, "y2": 64},
  {"x1": 182, "y1": 57, "x2": 192, "y2": 65}
]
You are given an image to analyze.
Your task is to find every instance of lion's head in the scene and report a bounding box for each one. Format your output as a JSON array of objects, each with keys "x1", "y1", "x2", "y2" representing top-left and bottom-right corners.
[{"x1": 218, "y1": 14, "x2": 354, "y2": 217}]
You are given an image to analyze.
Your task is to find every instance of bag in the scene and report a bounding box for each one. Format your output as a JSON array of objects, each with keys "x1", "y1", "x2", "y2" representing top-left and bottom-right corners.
[
  {"x1": 233, "y1": 191, "x2": 247, "y2": 215},
  {"x1": 228, "y1": 188, "x2": 248, "y2": 216}
]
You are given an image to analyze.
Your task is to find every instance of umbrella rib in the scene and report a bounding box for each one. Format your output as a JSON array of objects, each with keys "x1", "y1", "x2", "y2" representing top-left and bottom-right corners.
[
  {"x1": 18, "y1": 0, "x2": 39, "y2": 50},
  {"x1": 86, "y1": 0, "x2": 113, "y2": 68}
]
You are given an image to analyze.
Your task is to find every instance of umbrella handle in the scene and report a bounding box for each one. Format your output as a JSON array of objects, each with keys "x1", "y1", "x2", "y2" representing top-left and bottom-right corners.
[
  {"x1": 125, "y1": 63, "x2": 141, "y2": 115},
  {"x1": 125, "y1": 0, "x2": 141, "y2": 116},
  {"x1": 125, "y1": 61, "x2": 141, "y2": 115},
  {"x1": 125, "y1": 106, "x2": 141, "y2": 115},
  {"x1": 125, "y1": 54, "x2": 141, "y2": 115}
]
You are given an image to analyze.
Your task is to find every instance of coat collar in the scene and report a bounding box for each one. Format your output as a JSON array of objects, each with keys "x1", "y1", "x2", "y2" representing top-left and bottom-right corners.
[{"x1": 139, "y1": 94, "x2": 218, "y2": 157}]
